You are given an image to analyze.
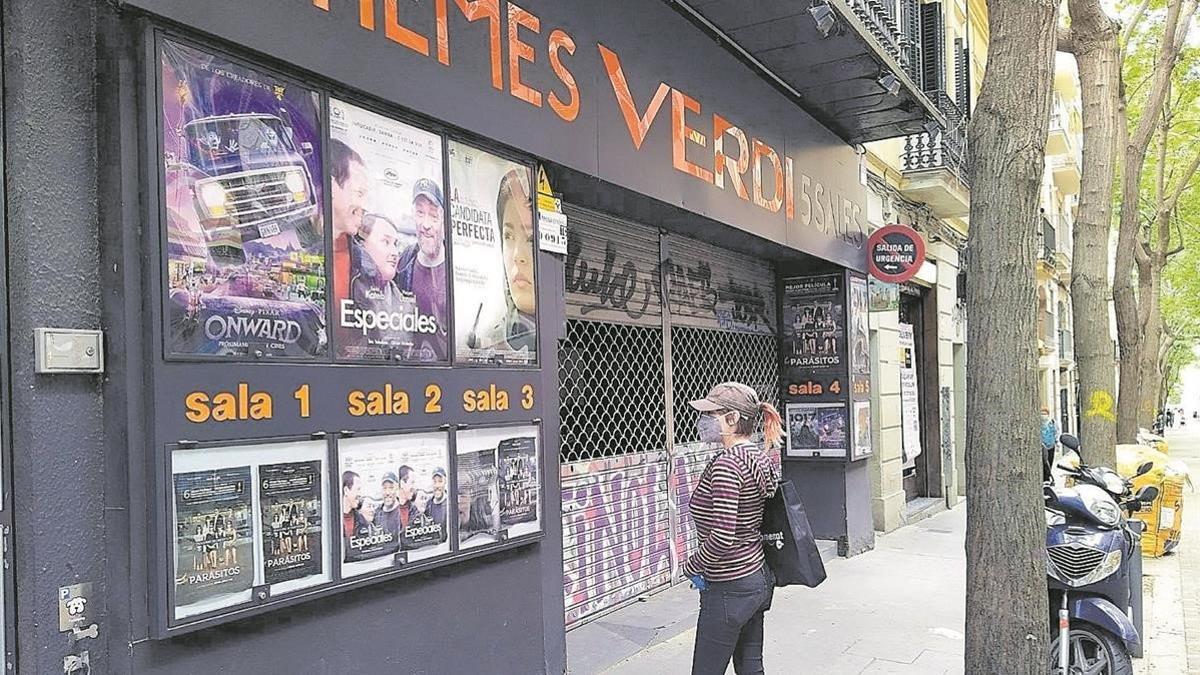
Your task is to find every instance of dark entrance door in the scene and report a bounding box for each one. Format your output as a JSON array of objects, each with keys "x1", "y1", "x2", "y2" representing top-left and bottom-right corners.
[{"x1": 899, "y1": 286, "x2": 941, "y2": 501}]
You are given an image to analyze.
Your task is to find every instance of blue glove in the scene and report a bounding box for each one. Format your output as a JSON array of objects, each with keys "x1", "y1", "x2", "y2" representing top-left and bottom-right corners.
[{"x1": 688, "y1": 574, "x2": 708, "y2": 591}]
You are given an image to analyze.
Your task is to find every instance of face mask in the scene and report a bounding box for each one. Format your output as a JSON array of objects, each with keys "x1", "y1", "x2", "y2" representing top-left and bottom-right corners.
[{"x1": 697, "y1": 414, "x2": 724, "y2": 443}]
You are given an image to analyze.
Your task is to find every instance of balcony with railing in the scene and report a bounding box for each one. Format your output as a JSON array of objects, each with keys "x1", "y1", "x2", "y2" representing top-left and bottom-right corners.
[
  {"x1": 1036, "y1": 215, "x2": 1059, "y2": 281},
  {"x1": 680, "y1": 0, "x2": 943, "y2": 144},
  {"x1": 898, "y1": 90, "x2": 970, "y2": 218}
]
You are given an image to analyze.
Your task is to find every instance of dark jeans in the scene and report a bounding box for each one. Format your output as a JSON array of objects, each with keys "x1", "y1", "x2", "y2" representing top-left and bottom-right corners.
[{"x1": 691, "y1": 566, "x2": 775, "y2": 675}]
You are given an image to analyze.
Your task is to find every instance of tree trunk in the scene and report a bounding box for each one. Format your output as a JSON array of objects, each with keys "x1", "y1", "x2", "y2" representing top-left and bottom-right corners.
[
  {"x1": 1137, "y1": 263, "x2": 1162, "y2": 429},
  {"x1": 964, "y1": 0, "x2": 1056, "y2": 668},
  {"x1": 1112, "y1": 0, "x2": 1196, "y2": 443},
  {"x1": 1063, "y1": 0, "x2": 1120, "y2": 467},
  {"x1": 1112, "y1": 144, "x2": 1145, "y2": 443}
]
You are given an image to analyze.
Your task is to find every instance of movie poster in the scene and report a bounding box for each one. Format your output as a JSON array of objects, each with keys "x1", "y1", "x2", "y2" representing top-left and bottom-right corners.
[
  {"x1": 899, "y1": 323, "x2": 923, "y2": 469},
  {"x1": 782, "y1": 275, "x2": 845, "y2": 377},
  {"x1": 849, "y1": 276, "x2": 870, "y2": 376},
  {"x1": 329, "y1": 100, "x2": 448, "y2": 362},
  {"x1": 449, "y1": 142, "x2": 537, "y2": 366},
  {"x1": 259, "y1": 461, "x2": 323, "y2": 586},
  {"x1": 160, "y1": 40, "x2": 326, "y2": 359},
  {"x1": 853, "y1": 401, "x2": 873, "y2": 460},
  {"x1": 173, "y1": 466, "x2": 254, "y2": 617},
  {"x1": 498, "y1": 432, "x2": 540, "y2": 536},
  {"x1": 457, "y1": 449, "x2": 500, "y2": 548},
  {"x1": 339, "y1": 433, "x2": 450, "y2": 577},
  {"x1": 785, "y1": 403, "x2": 848, "y2": 458}
]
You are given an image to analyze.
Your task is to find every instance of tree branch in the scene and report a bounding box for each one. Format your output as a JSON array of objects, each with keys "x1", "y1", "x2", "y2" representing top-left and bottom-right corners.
[
  {"x1": 1120, "y1": 0, "x2": 1153, "y2": 46},
  {"x1": 1128, "y1": 0, "x2": 1191, "y2": 158},
  {"x1": 1058, "y1": 28, "x2": 1076, "y2": 54},
  {"x1": 1165, "y1": 147, "x2": 1200, "y2": 212}
]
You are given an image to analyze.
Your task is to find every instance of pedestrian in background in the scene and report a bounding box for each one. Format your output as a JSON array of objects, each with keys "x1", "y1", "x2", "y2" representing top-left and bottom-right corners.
[
  {"x1": 684, "y1": 382, "x2": 784, "y2": 675},
  {"x1": 1041, "y1": 407, "x2": 1059, "y2": 451}
]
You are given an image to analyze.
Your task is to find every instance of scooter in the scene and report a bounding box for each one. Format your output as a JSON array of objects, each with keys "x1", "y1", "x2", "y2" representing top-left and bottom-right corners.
[{"x1": 1045, "y1": 434, "x2": 1158, "y2": 675}]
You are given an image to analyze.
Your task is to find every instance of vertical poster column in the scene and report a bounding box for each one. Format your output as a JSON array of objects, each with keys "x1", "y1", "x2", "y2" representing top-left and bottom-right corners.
[
  {"x1": 898, "y1": 323, "x2": 923, "y2": 470},
  {"x1": 159, "y1": 39, "x2": 327, "y2": 360},
  {"x1": 780, "y1": 274, "x2": 850, "y2": 459},
  {"x1": 848, "y1": 274, "x2": 872, "y2": 460}
]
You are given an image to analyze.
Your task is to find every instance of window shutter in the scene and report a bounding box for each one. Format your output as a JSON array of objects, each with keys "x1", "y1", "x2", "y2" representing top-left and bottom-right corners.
[
  {"x1": 920, "y1": 2, "x2": 945, "y2": 95},
  {"x1": 954, "y1": 38, "x2": 971, "y2": 115},
  {"x1": 901, "y1": 0, "x2": 923, "y2": 86}
]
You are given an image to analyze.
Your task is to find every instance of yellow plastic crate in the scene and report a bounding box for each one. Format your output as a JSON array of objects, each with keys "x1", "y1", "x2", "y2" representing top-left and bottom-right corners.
[{"x1": 1117, "y1": 444, "x2": 1187, "y2": 558}]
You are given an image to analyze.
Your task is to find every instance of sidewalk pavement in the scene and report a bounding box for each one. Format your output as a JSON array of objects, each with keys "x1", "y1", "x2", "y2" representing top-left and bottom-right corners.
[
  {"x1": 1135, "y1": 426, "x2": 1200, "y2": 674},
  {"x1": 567, "y1": 505, "x2": 967, "y2": 674}
]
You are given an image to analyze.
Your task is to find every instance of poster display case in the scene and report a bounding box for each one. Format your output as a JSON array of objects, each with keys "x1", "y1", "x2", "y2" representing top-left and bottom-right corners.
[
  {"x1": 146, "y1": 33, "x2": 547, "y2": 637},
  {"x1": 169, "y1": 439, "x2": 331, "y2": 622},
  {"x1": 779, "y1": 271, "x2": 871, "y2": 462}
]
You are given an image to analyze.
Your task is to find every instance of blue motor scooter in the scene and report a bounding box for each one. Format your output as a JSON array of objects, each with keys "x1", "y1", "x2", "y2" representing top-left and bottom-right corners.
[{"x1": 1045, "y1": 434, "x2": 1157, "y2": 675}]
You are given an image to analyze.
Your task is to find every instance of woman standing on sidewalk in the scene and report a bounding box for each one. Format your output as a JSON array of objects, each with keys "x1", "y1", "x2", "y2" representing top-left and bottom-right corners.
[{"x1": 684, "y1": 382, "x2": 784, "y2": 675}]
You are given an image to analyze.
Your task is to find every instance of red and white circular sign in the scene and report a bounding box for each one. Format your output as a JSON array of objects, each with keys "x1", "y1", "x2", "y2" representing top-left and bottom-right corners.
[{"x1": 866, "y1": 224, "x2": 926, "y2": 283}]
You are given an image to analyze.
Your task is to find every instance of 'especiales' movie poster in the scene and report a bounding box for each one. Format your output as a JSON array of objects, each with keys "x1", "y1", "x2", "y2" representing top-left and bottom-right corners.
[
  {"x1": 259, "y1": 460, "x2": 323, "y2": 586},
  {"x1": 329, "y1": 100, "x2": 448, "y2": 362},
  {"x1": 449, "y1": 142, "x2": 537, "y2": 366},
  {"x1": 160, "y1": 40, "x2": 327, "y2": 359},
  {"x1": 339, "y1": 433, "x2": 450, "y2": 577},
  {"x1": 173, "y1": 466, "x2": 254, "y2": 617}
]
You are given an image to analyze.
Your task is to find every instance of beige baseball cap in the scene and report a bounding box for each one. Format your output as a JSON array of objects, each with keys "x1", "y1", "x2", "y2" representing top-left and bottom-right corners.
[{"x1": 689, "y1": 382, "x2": 761, "y2": 417}]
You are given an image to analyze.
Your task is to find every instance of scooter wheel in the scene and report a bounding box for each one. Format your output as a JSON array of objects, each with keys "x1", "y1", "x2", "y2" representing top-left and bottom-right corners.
[{"x1": 1047, "y1": 623, "x2": 1133, "y2": 675}]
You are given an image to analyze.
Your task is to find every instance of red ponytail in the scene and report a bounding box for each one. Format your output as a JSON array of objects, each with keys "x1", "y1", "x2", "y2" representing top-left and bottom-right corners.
[{"x1": 760, "y1": 401, "x2": 783, "y2": 449}]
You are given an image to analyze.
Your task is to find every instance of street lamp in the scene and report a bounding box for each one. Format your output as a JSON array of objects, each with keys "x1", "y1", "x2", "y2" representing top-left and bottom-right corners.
[
  {"x1": 809, "y1": 2, "x2": 837, "y2": 37},
  {"x1": 877, "y1": 72, "x2": 901, "y2": 96}
]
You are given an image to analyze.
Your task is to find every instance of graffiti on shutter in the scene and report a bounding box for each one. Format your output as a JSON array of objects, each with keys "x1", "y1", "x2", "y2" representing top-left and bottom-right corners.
[
  {"x1": 561, "y1": 450, "x2": 673, "y2": 628},
  {"x1": 665, "y1": 234, "x2": 777, "y2": 335},
  {"x1": 563, "y1": 205, "x2": 663, "y2": 326}
]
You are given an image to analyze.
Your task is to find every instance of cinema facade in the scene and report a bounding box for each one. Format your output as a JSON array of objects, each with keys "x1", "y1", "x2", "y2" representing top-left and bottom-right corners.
[{"x1": 0, "y1": 0, "x2": 945, "y2": 671}]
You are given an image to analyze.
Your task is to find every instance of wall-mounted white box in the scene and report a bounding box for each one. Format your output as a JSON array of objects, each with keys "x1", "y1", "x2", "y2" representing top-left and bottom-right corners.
[{"x1": 34, "y1": 329, "x2": 104, "y2": 374}]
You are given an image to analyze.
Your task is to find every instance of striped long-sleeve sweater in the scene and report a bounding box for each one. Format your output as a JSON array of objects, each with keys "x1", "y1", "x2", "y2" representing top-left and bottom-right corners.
[{"x1": 682, "y1": 442, "x2": 780, "y2": 582}]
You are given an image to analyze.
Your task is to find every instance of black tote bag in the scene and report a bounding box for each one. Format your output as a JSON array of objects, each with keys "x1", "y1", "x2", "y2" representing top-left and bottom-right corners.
[{"x1": 760, "y1": 479, "x2": 827, "y2": 588}]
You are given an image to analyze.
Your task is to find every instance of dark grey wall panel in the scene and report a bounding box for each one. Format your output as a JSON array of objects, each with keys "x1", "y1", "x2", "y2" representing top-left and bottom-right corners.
[{"x1": 2, "y1": 0, "x2": 110, "y2": 671}]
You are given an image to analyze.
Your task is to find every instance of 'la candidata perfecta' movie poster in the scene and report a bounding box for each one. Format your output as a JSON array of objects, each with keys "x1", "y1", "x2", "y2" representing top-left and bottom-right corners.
[
  {"x1": 259, "y1": 461, "x2": 323, "y2": 586},
  {"x1": 160, "y1": 39, "x2": 327, "y2": 359},
  {"x1": 173, "y1": 466, "x2": 254, "y2": 618}
]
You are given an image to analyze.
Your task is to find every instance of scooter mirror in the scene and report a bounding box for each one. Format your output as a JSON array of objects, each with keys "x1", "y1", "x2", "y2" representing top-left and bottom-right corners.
[
  {"x1": 1136, "y1": 486, "x2": 1159, "y2": 504},
  {"x1": 1136, "y1": 461, "x2": 1154, "y2": 478},
  {"x1": 1059, "y1": 434, "x2": 1081, "y2": 451}
]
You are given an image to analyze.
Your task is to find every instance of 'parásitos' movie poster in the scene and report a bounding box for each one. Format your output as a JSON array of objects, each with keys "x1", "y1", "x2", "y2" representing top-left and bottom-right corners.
[
  {"x1": 259, "y1": 460, "x2": 323, "y2": 586},
  {"x1": 448, "y1": 141, "x2": 537, "y2": 366},
  {"x1": 498, "y1": 435, "x2": 539, "y2": 528},
  {"x1": 160, "y1": 39, "x2": 327, "y2": 359},
  {"x1": 173, "y1": 466, "x2": 254, "y2": 617},
  {"x1": 329, "y1": 99, "x2": 448, "y2": 362}
]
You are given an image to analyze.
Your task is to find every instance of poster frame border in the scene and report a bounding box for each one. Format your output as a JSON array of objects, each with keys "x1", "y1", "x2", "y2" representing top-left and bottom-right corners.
[
  {"x1": 160, "y1": 433, "x2": 334, "y2": 633},
  {"x1": 783, "y1": 401, "x2": 849, "y2": 460}
]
